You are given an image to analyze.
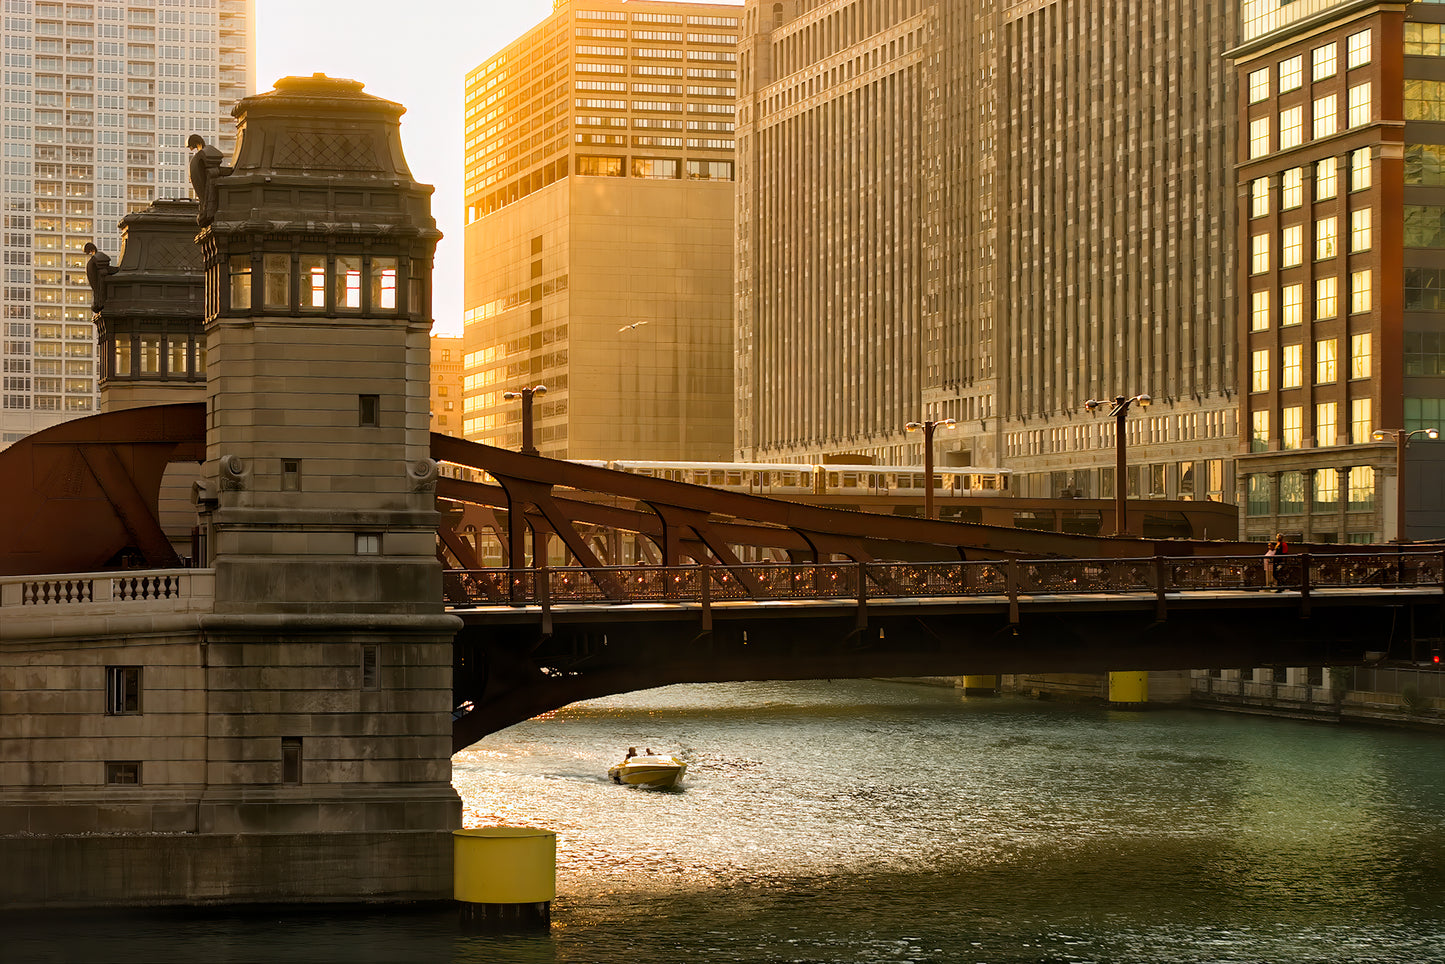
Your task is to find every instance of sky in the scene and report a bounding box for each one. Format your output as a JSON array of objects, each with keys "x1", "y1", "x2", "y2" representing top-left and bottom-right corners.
[{"x1": 254, "y1": 0, "x2": 745, "y2": 336}]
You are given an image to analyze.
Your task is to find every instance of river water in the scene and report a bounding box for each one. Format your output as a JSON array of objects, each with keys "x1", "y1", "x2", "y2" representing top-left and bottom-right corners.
[{"x1": 10, "y1": 679, "x2": 1445, "y2": 962}]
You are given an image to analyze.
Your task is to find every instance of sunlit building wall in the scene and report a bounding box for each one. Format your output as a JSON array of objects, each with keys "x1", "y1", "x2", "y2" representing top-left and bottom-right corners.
[
  {"x1": 1232, "y1": 0, "x2": 1445, "y2": 542},
  {"x1": 430, "y1": 333, "x2": 463, "y2": 436},
  {"x1": 737, "y1": 1, "x2": 1240, "y2": 510},
  {"x1": 461, "y1": 0, "x2": 738, "y2": 460},
  {"x1": 0, "y1": 0, "x2": 253, "y2": 449}
]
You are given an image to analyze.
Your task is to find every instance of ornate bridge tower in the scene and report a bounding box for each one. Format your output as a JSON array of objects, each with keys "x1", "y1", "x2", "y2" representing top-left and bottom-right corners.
[{"x1": 188, "y1": 74, "x2": 460, "y2": 889}]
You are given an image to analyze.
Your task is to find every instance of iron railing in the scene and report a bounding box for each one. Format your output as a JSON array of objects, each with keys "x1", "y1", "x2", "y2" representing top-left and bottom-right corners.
[{"x1": 444, "y1": 549, "x2": 1445, "y2": 608}]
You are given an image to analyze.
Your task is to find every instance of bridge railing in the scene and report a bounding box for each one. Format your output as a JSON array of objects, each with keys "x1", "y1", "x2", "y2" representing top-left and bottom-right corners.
[{"x1": 444, "y1": 549, "x2": 1445, "y2": 608}]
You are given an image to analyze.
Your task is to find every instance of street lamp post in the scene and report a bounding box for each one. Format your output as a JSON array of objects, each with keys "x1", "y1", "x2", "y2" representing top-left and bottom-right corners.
[
  {"x1": 503, "y1": 384, "x2": 547, "y2": 456},
  {"x1": 904, "y1": 417, "x2": 956, "y2": 520},
  {"x1": 1371, "y1": 427, "x2": 1440, "y2": 542},
  {"x1": 1084, "y1": 393, "x2": 1151, "y2": 536}
]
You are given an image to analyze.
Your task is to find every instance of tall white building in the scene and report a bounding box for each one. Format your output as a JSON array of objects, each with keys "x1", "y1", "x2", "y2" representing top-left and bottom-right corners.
[{"x1": 1, "y1": 0, "x2": 254, "y2": 448}]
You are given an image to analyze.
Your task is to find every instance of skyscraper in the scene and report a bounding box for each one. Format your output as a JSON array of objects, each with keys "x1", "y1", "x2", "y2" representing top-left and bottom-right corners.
[
  {"x1": 461, "y1": 0, "x2": 738, "y2": 461},
  {"x1": 1, "y1": 0, "x2": 254, "y2": 449},
  {"x1": 737, "y1": 0, "x2": 1240, "y2": 512},
  {"x1": 1232, "y1": 0, "x2": 1445, "y2": 543}
]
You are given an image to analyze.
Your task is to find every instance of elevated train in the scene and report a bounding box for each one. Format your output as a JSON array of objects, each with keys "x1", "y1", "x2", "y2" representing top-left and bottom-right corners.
[{"x1": 599, "y1": 460, "x2": 1012, "y2": 498}]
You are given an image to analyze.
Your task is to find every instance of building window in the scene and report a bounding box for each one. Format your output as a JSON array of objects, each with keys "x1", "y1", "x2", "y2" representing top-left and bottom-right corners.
[
  {"x1": 1251, "y1": 348, "x2": 1271, "y2": 393},
  {"x1": 1314, "y1": 468, "x2": 1339, "y2": 508},
  {"x1": 1315, "y1": 217, "x2": 1337, "y2": 260},
  {"x1": 106, "y1": 762, "x2": 140, "y2": 785},
  {"x1": 1405, "y1": 205, "x2": 1445, "y2": 247},
  {"x1": 1350, "y1": 209, "x2": 1371, "y2": 252},
  {"x1": 1280, "y1": 55, "x2": 1303, "y2": 93},
  {"x1": 1247, "y1": 473, "x2": 1269, "y2": 514},
  {"x1": 105, "y1": 666, "x2": 141, "y2": 715},
  {"x1": 1407, "y1": 267, "x2": 1445, "y2": 309},
  {"x1": 1315, "y1": 277, "x2": 1338, "y2": 320},
  {"x1": 1405, "y1": 22, "x2": 1445, "y2": 57},
  {"x1": 371, "y1": 257, "x2": 398, "y2": 311},
  {"x1": 1251, "y1": 290, "x2": 1270, "y2": 331},
  {"x1": 359, "y1": 394, "x2": 380, "y2": 427},
  {"x1": 1281, "y1": 167, "x2": 1303, "y2": 208},
  {"x1": 1316, "y1": 338, "x2": 1337, "y2": 384},
  {"x1": 1282, "y1": 224, "x2": 1303, "y2": 266},
  {"x1": 1406, "y1": 145, "x2": 1445, "y2": 185},
  {"x1": 1280, "y1": 471, "x2": 1305, "y2": 514},
  {"x1": 263, "y1": 254, "x2": 289, "y2": 310},
  {"x1": 686, "y1": 159, "x2": 733, "y2": 180},
  {"x1": 1405, "y1": 332, "x2": 1445, "y2": 376},
  {"x1": 1351, "y1": 398, "x2": 1373, "y2": 443},
  {"x1": 1251, "y1": 234, "x2": 1270, "y2": 274},
  {"x1": 362, "y1": 645, "x2": 379, "y2": 690},
  {"x1": 1347, "y1": 29, "x2": 1372, "y2": 69},
  {"x1": 1282, "y1": 344, "x2": 1302, "y2": 389},
  {"x1": 356, "y1": 533, "x2": 381, "y2": 555},
  {"x1": 630, "y1": 157, "x2": 680, "y2": 178},
  {"x1": 1405, "y1": 397, "x2": 1445, "y2": 431},
  {"x1": 228, "y1": 254, "x2": 250, "y2": 310},
  {"x1": 1282, "y1": 283, "x2": 1303, "y2": 327},
  {"x1": 1316, "y1": 402, "x2": 1338, "y2": 447},
  {"x1": 335, "y1": 255, "x2": 362, "y2": 310},
  {"x1": 1347, "y1": 83, "x2": 1372, "y2": 128},
  {"x1": 300, "y1": 255, "x2": 325, "y2": 309},
  {"x1": 1312, "y1": 42, "x2": 1337, "y2": 80},
  {"x1": 1252, "y1": 410, "x2": 1270, "y2": 452},
  {"x1": 281, "y1": 458, "x2": 301, "y2": 491},
  {"x1": 577, "y1": 155, "x2": 625, "y2": 176},
  {"x1": 1251, "y1": 178, "x2": 1269, "y2": 218},
  {"x1": 1350, "y1": 270, "x2": 1372, "y2": 313},
  {"x1": 1313, "y1": 94, "x2": 1337, "y2": 139},
  {"x1": 1279, "y1": 105, "x2": 1303, "y2": 150},
  {"x1": 1348, "y1": 466, "x2": 1374, "y2": 510},
  {"x1": 1350, "y1": 148, "x2": 1371, "y2": 191},
  {"x1": 1351, "y1": 333, "x2": 1372, "y2": 379},
  {"x1": 1316, "y1": 157, "x2": 1337, "y2": 199},
  {"x1": 1249, "y1": 67, "x2": 1270, "y2": 104},
  {"x1": 1282, "y1": 406, "x2": 1303, "y2": 449},
  {"x1": 282, "y1": 737, "x2": 302, "y2": 785},
  {"x1": 1249, "y1": 117, "x2": 1270, "y2": 159}
]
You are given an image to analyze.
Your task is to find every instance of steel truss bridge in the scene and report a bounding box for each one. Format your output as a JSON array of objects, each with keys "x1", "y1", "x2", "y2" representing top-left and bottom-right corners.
[{"x1": 0, "y1": 405, "x2": 1438, "y2": 748}]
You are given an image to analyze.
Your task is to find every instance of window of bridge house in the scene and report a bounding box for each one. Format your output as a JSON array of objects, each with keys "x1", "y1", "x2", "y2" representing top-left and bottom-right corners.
[
  {"x1": 370, "y1": 257, "x2": 397, "y2": 311},
  {"x1": 105, "y1": 665, "x2": 141, "y2": 715},
  {"x1": 335, "y1": 255, "x2": 363, "y2": 310},
  {"x1": 301, "y1": 255, "x2": 326, "y2": 309},
  {"x1": 228, "y1": 254, "x2": 250, "y2": 310},
  {"x1": 263, "y1": 253, "x2": 289, "y2": 309}
]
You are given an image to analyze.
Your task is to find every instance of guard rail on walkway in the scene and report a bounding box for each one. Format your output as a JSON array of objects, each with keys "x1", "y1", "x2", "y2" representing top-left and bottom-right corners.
[{"x1": 445, "y1": 549, "x2": 1445, "y2": 613}]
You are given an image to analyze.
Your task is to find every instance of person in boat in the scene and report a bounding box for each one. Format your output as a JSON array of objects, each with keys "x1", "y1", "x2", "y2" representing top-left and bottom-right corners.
[{"x1": 625, "y1": 747, "x2": 637, "y2": 760}]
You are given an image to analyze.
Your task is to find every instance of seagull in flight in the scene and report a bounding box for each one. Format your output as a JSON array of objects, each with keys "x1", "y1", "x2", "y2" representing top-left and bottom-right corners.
[{"x1": 618, "y1": 320, "x2": 650, "y2": 332}]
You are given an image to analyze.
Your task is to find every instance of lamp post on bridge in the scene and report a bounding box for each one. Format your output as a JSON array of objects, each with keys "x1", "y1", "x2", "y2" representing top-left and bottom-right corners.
[
  {"x1": 503, "y1": 384, "x2": 547, "y2": 457},
  {"x1": 1371, "y1": 426, "x2": 1439, "y2": 542},
  {"x1": 905, "y1": 417, "x2": 956, "y2": 521},
  {"x1": 1084, "y1": 393, "x2": 1151, "y2": 536}
]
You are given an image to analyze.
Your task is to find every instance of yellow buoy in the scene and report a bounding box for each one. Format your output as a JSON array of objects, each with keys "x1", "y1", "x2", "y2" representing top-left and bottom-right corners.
[
  {"x1": 1108, "y1": 671, "x2": 1149, "y2": 707},
  {"x1": 453, "y1": 827, "x2": 556, "y2": 931}
]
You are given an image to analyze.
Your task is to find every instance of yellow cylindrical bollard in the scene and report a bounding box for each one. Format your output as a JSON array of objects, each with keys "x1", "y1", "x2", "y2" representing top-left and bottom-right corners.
[
  {"x1": 1108, "y1": 671, "x2": 1149, "y2": 707},
  {"x1": 453, "y1": 827, "x2": 556, "y2": 932},
  {"x1": 961, "y1": 675, "x2": 999, "y2": 697}
]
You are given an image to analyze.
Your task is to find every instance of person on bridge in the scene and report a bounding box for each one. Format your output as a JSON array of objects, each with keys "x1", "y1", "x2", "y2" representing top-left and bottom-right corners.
[{"x1": 1264, "y1": 533, "x2": 1288, "y2": 589}]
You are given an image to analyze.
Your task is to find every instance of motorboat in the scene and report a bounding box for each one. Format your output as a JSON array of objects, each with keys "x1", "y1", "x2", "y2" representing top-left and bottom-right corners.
[{"x1": 608, "y1": 753, "x2": 687, "y2": 789}]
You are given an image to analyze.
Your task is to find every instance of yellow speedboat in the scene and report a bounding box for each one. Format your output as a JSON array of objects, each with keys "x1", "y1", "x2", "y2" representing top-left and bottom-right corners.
[{"x1": 608, "y1": 753, "x2": 687, "y2": 789}]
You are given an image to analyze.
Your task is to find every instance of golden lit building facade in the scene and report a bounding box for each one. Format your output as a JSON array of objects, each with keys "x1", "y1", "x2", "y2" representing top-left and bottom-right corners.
[
  {"x1": 430, "y1": 333, "x2": 463, "y2": 436},
  {"x1": 1233, "y1": 0, "x2": 1445, "y2": 542},
  {"x1": 737, "y1": 1, "x2": 1241, "y2": 508},
  {"x1": 461, "y1": 0, "x2": 738, "y2": 460}
]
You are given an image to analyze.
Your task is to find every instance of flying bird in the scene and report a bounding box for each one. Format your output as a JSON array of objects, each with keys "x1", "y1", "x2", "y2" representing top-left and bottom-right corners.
[{"x1": 618, "y1": 321, "x2": 650, "y2": 331}]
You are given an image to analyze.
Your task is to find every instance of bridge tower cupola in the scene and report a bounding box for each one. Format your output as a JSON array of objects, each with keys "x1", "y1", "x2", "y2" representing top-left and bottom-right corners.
[
  {"x1": 194, "y1": 73, "x2": 444, "y2": 614},
  {"x1": 94, "y1": 198, "x2": 207, "y2": 413}
]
